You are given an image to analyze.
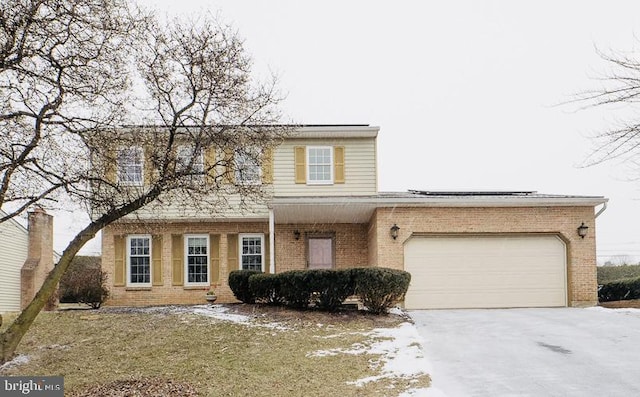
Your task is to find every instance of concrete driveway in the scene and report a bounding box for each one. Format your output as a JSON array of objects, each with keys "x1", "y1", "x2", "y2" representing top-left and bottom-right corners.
[{"x1": 410, "y1": 308, "x2": 640, "y2": 397}]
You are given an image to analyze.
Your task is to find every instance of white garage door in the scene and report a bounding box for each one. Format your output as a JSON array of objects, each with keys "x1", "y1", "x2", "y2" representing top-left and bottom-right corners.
[{"x1": 404, "y1": 235, "x2": 567, "y2": 309}]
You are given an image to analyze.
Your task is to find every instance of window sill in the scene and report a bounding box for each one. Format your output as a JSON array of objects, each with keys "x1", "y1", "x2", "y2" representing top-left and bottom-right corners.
[
  {"x1": 183, "y1": 285, "x2": 209, "y2": 291},
  {"x1": 125, "y1": 287, "x2": 152, "y2": 291}
]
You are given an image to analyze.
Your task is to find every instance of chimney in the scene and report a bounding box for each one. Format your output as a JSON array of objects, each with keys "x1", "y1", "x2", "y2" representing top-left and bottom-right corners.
[{"x1": 21, "y1": 208, "x2": 56, "y2": 310}]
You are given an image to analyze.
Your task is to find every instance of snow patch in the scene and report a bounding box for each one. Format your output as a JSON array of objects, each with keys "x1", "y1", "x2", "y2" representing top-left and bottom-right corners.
[
  {"x1": 586, "y1": 306, "x2": 640, "y2": 315},
  {"x1": 0, "y1": 354, "x2": 30, "y2": 371},
  {"x1": 189, "y1": 305, "x2": 288, "y2": 330},
  {"x1": 308, "y1": 321, "x2": 434, "y2": 395}
]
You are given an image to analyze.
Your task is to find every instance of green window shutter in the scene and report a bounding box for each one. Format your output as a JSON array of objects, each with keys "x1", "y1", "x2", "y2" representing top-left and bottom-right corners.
[
  {"x1": 210, "y1": 234, "x2": 220, "y2": 283},
  {"x1": 227, "y1": 234, "x2": 239, "y2": 273},
  {"x1": 152, "y1": 235, "x2": 163, "y2": 286},
  {"x1": 172, "y1": 234, "x2": 184, "y2": 286},
  {"x1": 113, "y1": 235, "x2": 126, "y2": 286},
  {"x1": 294, "y1": 146, "x2": 306, "y2": 184},
  {"x1": 334, "y1": 146, "x2": 345, "y2": 184}
]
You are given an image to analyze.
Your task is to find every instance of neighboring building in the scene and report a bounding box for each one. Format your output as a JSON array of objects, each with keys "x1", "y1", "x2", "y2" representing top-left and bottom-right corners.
[
  {"x1": 0, "y1": 211, "x2": 29, "y2": 312},
  {"x1": 0, "y1": 208, "x2": 56, "y2": 313},
  {"x1": 102, "y1": 125, "x2": 608, "y2": 309}
]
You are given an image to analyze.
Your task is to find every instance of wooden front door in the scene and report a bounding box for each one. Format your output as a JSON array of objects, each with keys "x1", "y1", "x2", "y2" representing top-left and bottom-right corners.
[{"x1": 308, "y1": 237, "x2": 334, "y2": 269}]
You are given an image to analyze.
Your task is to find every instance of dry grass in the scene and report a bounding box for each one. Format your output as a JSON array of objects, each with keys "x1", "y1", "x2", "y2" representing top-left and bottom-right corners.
[{"x1": 0, "y1": 305, "x2": 430, "y2": 396}]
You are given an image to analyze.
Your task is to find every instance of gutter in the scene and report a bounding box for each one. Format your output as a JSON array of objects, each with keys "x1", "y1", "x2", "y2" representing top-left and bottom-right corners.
[{"x1": 595, "y1": 201, "x2": 608, "y2": 218}]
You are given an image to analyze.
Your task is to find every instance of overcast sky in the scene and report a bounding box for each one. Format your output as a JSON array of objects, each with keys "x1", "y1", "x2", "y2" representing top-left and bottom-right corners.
[{"x1": 58, "y1": 0, "x2": 640, "y2": 263}]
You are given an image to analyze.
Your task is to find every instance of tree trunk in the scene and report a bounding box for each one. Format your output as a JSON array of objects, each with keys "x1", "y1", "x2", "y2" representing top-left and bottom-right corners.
[{"x1": 0, "y1": 228, "x2": 95, "y2": 363}]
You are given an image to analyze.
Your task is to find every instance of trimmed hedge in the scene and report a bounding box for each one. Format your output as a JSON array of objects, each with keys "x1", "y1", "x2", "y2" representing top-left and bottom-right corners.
[
  {"x1": 278, "y1": 270, "x2": 314, "y2": 308},
  {"x1": 352, "y1": 267, "x2": 411, "y2": 314},
  {"x1": 308, "y1": 269, "x2": 354, "y2": 311},
  {"x1": 248, "y1": 273, "x2": 283, "y2": 305},
  {"x1": 599, "y1": 276, "x2": 640, "y2": 302},
  {"x1": 228, "y1": 267, "x2": 411, "y2": 314},
  {"x1": 228, "y1": 270, "x2": 262, "y2": 303}
]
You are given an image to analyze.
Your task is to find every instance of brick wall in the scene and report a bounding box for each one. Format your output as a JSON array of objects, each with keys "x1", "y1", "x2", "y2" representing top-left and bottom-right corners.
[
  {"x1": 104, "y1": 221, "x2": 369, "y2": 306},
  {"x1": 21, "y1": 208, "x2": 55, "y2": 310},
  {"x1": 370, "y1": 206, "x2": 598, "y2": 307}
]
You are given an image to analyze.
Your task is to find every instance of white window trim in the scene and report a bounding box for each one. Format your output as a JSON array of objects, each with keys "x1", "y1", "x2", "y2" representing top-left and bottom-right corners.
[
  {"x1": 184, "y1": 234, "x2": 210, "y2": 287},
  {"x1": 234, "y1": 149, "x2": 262, "y2": 185},
  {"x1": 306, "y1": 146, "x2": 333, "y2": 185},
  {"x1": 239, "y1": 233, "x2": 265, "y2": 272},
  {"x1": 117, "y1": 146, "x2": 144, "y2": 186},
  {"x1": 126, "y1": 234, "x2": 152, "y2": 287}
]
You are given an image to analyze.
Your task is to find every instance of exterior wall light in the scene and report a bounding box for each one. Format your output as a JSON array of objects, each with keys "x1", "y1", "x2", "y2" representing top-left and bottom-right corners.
[
  {"x1": 390, "y1": 224, "x2": 400, "y2": 240},
  {"x1": 577, "y1": 222, "x2": 589, "y2": 239},
  {"x1": 294, "y1": 230, "x2": 301, "y2": 240}
]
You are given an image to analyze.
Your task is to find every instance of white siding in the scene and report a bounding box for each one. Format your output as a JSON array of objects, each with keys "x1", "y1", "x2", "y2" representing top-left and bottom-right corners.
[
  {"x1": 126, "y1": 192, "x2": 270, "y2": 221},
  {"x1": 0, "y1": 216, "x2": 29, "y2": 313},
  {"x1": 274, "y1": 137, "x2": 377, "y2": 196}
]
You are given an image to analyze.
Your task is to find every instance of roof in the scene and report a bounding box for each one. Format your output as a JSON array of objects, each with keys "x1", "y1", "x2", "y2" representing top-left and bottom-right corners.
[{"x1": 271, "y1": 191, "x2": 608, "y2": 223}]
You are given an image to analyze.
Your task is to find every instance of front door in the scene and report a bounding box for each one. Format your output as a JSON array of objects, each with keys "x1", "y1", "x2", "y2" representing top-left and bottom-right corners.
[{"x1": 308, "y1": 237, "x2": 334, "y2": 269}]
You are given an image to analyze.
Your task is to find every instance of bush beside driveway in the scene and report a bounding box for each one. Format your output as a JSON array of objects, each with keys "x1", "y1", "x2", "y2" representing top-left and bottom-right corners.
[{"x1": 411, "y1": 307, "x2": 640, "y2": 397}]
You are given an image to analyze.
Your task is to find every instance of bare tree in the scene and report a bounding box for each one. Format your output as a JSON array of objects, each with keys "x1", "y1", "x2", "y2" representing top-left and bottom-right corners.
[
  {"x1": 573, "y1": 47, "x2": 640, "y2": 170},
  {"x1": 0, "y1": 1, "x2": 289, "y2": 363}
]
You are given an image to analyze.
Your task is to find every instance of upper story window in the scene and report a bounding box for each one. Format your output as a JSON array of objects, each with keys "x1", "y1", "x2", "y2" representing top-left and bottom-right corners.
[
  {"x1": 235, "y1": 149, "x2": 261, "y2": 184},
  {"x1": 127, "y1": 235, "x2": 151, "y2": 286},
  {"x1": 307, "y1": 146, "x2": 333, "y2": 184},
  {"x1": 177, "y1": 145, "x2": 204, "y2": 178},
  {"x1": 185, "y1": 235, "x2": 209, "y2": 286},
  {"x1": 117, "y1": 147, "x2": 143, "y2": 186}
]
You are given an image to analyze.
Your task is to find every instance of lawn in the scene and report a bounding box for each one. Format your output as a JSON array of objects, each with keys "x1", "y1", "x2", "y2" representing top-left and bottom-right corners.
[{"x1": 0, "y1": 305, "x2": 430, "y2": 396}]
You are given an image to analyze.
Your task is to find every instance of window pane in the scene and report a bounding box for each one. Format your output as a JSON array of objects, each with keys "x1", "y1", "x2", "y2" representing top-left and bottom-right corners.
[
  {"x1": 186, "y1": 236, "x2": 208, "y2": 284},
  {"x1": 241, "y1": 236, "x2": 262, "y2": 271},
  {"x1": 308, "y1": 147, "x2": 332, "y2": 183},
  {"x1": 118, "y1": 148, "x2": 143, "y2": 184},
  {"x1": 235, "y1": 151, "x2": 260, "y2": 183}
]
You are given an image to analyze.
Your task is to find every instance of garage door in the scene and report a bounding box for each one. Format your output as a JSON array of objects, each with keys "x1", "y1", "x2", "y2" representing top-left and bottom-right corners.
[{"x1": 404, "y1": 235, "x2": 567, "y2": 309}]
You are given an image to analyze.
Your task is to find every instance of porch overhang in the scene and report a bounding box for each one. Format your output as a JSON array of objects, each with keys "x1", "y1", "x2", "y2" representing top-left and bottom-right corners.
[{"x1": 271, "y1": 192, "x2": 608, "y2": 224}]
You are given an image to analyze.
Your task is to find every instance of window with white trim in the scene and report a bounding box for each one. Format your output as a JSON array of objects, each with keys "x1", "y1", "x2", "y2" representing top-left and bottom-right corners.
[
  {"x1": 235, "y1": 150, "x2": 261, "y2": 184},
  {"x1": 185, "y1": 235, "x2": 209, "y2": 286},
  {"x1": 117, "y1": 147, "x2": 144, "y2": 186},
  {"x1": 307, "y1": 146, "x2": 333, "y2": 184},
  {"x1": 177, "y1": 145, "x2": 204, "y2": 177},
  {"x1": 240, "y1": 234, "x2": 263, "y2": 271},
  {"x1": 127, "y1": 235, "x2": 151, "y2": 286}
]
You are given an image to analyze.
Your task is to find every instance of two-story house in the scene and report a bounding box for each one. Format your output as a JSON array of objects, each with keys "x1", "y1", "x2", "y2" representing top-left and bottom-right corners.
[{"x1": 102, "y1": 125, "x2": 607, "y2": 309}]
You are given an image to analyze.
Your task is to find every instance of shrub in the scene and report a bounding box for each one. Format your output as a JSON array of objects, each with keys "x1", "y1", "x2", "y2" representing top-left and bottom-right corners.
[
  {"x1": 352, "y1": 267, "x2": 411, "y2": 314},
  {"x1": 598, "y1": 276, "x2": 640, "y2": 302},
  {"x1": 278, "y1": 270, "x2": 313, "y2": 308},
  {"x1": 228, "y1": 270, "x2": 262, "y2": 303},
  {"x1": 249, "y1": 273, "x2": 283, "y2": 305},
  {"x1": 59, "y1": 256, "x2": 109, "y2": 309},
  {"x1": 597, "y1": 264, "x2": 640, "y2": 284},
  {"x1": 308, "y1": 269, "x2": 355, "y2": 311}
]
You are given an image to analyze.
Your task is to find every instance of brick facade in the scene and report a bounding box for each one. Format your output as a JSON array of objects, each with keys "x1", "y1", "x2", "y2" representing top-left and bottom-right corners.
[
  {"x1": 104, "y1": 221, "x2": 369, "y2": 306},
  {"x1": 369, "y1": 206, "x2": 598, "y2": 307},
  {"x1": 104, "y1": 205, "x2": 598, "y2": 308}
]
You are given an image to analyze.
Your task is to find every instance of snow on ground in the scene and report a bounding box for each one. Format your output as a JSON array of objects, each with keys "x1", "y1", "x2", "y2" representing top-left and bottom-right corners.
[
  {"x1": 307, "y1": 320, "x2": 439, "y2": 396},
  {"x1": 0, "y1": 354, "x2": 29, "y2": 371},
  {"x1": 188, "y1": 304, "x2": 289, "y2": 330}
]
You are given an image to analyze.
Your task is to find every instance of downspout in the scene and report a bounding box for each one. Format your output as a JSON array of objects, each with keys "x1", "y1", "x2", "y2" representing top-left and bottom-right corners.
[
  {"x1": 269, "y1": 207, "x2": 275, "y2": 274},
  {"x1": 595, "y1": 202, "x2": 608, "y2": 219}
]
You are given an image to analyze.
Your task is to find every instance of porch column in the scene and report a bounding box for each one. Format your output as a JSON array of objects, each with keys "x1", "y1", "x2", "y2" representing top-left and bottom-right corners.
[{"x1": 269, "y1": 207, "x2": 275, "y2": 273}]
